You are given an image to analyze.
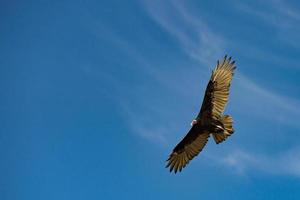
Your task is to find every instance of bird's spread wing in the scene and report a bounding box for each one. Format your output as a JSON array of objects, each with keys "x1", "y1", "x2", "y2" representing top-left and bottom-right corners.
[
  {"x1": 197, "y1": 55, "x2": 236, "y2": 120},
  {"x1": 166, "y1": 126, "x2": 210, "y2": 173}
]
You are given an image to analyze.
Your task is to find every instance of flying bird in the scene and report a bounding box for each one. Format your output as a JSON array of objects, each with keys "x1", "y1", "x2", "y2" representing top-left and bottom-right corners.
[{"x1": 166, "y1": 55, "x2": 236, "y2": 173}]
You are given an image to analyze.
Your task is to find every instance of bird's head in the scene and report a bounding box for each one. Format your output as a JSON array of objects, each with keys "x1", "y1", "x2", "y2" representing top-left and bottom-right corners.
[{"x1": 190, "y1": 119, "x2": 199, "y2": 126}]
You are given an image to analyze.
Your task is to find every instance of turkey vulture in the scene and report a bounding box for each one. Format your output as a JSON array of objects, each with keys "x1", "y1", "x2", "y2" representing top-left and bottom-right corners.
[{"x1": 166, "y1": 55, "x2": 236, "y2": 173}]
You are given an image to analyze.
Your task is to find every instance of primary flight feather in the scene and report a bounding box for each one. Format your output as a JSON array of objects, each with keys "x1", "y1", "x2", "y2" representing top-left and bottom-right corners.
[{"x1": 166, "y1": 55, "x2": 236, "y2": 173}]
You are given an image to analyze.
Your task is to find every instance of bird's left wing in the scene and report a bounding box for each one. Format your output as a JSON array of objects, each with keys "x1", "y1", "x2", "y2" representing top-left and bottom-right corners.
[
  {"x1": 197, "y1": 55, "x2": 236, "y2": 120},
  {"x1": 166, "y1": 126, "x2": 210, "y2": 173}
]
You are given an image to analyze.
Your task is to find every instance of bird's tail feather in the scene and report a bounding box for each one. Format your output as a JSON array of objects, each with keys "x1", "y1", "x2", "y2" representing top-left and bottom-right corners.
[{"x1": 213, "y1": 115, "x2": 234, "y2": 144}]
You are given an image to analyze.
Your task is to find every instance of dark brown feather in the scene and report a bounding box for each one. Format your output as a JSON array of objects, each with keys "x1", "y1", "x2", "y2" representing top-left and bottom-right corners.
[{"x1": 166, "y1": 125, "x2": 210, "y2": 173}]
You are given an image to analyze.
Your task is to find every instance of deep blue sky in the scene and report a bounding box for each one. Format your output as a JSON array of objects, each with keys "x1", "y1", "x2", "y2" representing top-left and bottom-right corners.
[{"x1": 2, "y1": 0, "x2": 300, "y2": 199}]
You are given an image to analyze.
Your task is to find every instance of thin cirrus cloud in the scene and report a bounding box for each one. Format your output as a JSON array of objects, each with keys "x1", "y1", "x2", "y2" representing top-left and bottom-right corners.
[
  {"x1": 235, "y1": 0, "x2": 300, "y2": 26},
  {"x1": 235, "y1": 0, "x2": 300, "y2": 47},
  {"x1": 212, "y1": 147, "x2": 300, "y2": 177},
  {"x1": 142, "y1": 0, "x2": 225, "y2": 65}
]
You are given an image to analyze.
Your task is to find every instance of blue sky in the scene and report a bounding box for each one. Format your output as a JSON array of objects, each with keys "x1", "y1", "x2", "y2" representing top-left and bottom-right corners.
[{"x1": 1, "y1": 0, "x2": 300, "y2": 199}]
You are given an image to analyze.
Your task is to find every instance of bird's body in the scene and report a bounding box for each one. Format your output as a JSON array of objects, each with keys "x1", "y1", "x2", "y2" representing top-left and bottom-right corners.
[{"x1": 166, "y1": 55, "x2": 236, "y2": 173}]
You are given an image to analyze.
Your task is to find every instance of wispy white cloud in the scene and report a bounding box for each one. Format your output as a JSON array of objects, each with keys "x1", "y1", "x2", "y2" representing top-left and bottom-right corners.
[
  {"x1": 212, "y1": 147, "x2": 300, "y2": 177},
  {"x1": 121, "y1": 104, "x2": 169, "y2": 146},
  {"x1": 235, "y1": 0, "x2": 300, "y2": 26},
  {"x1": 235, "y1": 0, "x2": 300, "y2": 46},
  {"x1": 234, "y1": 73, "x2": 300, "y2": 128},
  {"x1": 142, "y1": 0, "x2": 225, "y2": 65}
]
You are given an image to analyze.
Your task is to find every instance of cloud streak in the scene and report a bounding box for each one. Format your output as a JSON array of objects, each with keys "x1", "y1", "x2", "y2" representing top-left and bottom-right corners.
[
  {"x1": 235, "y1": 0, "x2": 300, "y2": 26},
  {"x1": 213, "y1": 147, "x2": 300, "y2": 177},
  {"x1": 142, "y1": 0, "x2": 225, "y2": 65},
  {"x1": 235, "y1": 0, "x2": 300, "y2": 47}
]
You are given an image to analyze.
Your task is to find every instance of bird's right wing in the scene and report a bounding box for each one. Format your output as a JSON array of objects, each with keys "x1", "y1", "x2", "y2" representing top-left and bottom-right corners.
[{"x1": 166, "y1": 126, "x2": 210, "y2": 173}]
